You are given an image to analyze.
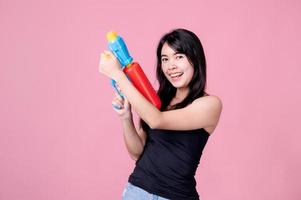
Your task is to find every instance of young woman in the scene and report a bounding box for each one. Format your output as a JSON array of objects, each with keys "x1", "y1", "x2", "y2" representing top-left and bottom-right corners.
[{"x1": 99, "y1": 29, "x2": 222, "y2": 200}]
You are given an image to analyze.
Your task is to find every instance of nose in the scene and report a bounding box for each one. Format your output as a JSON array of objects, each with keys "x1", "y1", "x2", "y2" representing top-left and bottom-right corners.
[
  {"x1": 168, "y1": 66, "x2": 176, "y2": 73},
  {"x1": 168, "y1": 59, "x2": 177, "y2": 70}
]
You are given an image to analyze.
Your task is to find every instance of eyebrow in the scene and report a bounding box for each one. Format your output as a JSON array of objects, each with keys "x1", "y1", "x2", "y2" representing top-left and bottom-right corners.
[{"x1": 161, "y1": 52, "x2": 181, "y2": 57}]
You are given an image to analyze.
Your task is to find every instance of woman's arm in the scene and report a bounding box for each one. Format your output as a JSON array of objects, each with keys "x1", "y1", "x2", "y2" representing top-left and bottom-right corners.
[
  {"x1": 121, "y1": 114, "x2": 147, "y2": 161},
  {"x1": 99, "y1": 51, "x2": 222, "y2": 131},
  {"x1": 111, "y1": 92, "x2": 146, "y2": 161},
  {"x1": 114, "y1": 71, "x2": 222, "y2": 131}
]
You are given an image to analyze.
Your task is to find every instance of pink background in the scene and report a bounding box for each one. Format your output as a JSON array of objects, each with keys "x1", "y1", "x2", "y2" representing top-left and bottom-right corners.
[{"x1": 1, "y1": 0, "x2": 300, "y2": 199}]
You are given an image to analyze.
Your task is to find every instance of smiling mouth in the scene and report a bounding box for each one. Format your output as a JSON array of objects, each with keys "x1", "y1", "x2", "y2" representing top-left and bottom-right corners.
[{"x1": 170, "y1": 72, "x2": 183, "y2": 78}]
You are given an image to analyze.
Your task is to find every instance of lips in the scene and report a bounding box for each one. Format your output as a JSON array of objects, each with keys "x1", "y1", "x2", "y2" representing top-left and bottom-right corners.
[{"x1": 169, "y1": 72, "x2": 183, "y2": 78}]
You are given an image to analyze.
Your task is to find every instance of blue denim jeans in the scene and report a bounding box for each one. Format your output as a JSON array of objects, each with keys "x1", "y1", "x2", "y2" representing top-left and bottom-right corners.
[{"x1": 122, "y1": 182, "x2": 170, "y2": 200}]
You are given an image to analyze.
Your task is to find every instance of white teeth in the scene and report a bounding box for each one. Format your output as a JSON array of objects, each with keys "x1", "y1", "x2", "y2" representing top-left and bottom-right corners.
[{"x1": 170, "y1": 73, "x2": 183, "y2": 78}]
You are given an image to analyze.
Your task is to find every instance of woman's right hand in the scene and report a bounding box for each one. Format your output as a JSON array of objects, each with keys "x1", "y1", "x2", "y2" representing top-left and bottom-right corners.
[{"x1": 112, "y1": 93, "x2": 132, "y2": 119}]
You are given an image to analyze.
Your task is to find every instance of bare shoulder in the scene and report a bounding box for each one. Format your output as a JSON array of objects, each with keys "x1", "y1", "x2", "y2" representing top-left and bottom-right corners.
[{"x1": 193, "y1": 95, "x2": 223, "y2": 110}]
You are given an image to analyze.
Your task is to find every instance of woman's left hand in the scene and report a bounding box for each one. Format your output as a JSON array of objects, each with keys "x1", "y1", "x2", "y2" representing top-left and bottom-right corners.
[{"x1": 98, "y1": 50, "x2": 123, "y2": 79}]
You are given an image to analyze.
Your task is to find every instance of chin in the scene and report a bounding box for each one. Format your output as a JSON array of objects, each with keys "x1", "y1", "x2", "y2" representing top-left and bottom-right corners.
[{"x1": 171, "y1": 82, "x2": 185, "y2": 88}]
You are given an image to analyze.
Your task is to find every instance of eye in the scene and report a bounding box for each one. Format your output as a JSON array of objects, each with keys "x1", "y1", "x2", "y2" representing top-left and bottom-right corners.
[
  {"x1": 176, "y1": 55, "x2": 184, "y2": 60},
  {"x1": 161, "y1": 57, "x2": 168, "y2": 62}
]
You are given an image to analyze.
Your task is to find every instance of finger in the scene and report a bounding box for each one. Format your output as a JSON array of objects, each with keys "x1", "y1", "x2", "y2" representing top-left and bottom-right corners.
[
  {"x1": 123, "y1": 96, "x2": 130, "y2": 109},
  {"x1": 100, "y1": 52, "x2": 106, "y2": 59},
  {"x1": 112, "y1": 104, "x2": 122, "y2": 110},
  {"x1": 113, "y1": 98, "x2": 123, "y2": 106},
  {"x1": 115, "y1": 93, "x2": 124, "y2": 101},
  {"x1": 112, "y1": 102, "x2": 123, "y2": 110},
  {"x1": 104, "y1": 50, "x2": 113, "y2": 55},
  {"x1": 99, "y1": 53, "x2": 107, "y2": 64},
  {"x1": 123, "y1": 95, "x2": 128, "y2": 103},
  {"x1": 112, "y1": 97, "x2": 123, "y2": 105},
  {"x1": 104, "y1": 50, "x2": 117, "y2": 60},
  {"x1": 103, "y1": 50, "x2": 112, "y2": 57},
  {"x1": 101, "y1": 51, "x2": 113, "y2": 61}
]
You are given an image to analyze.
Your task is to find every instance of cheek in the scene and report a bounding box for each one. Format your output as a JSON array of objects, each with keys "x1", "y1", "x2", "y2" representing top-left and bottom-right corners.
[
  {"x1": 161, "y1": 65, "x2": 169, "y2": 77},
  {"x1": 161, "y1": 64, "x2": 168, "y2": 71},
  {"x1": 185, "y1": 67, "x2": 194, "y2": 81}
]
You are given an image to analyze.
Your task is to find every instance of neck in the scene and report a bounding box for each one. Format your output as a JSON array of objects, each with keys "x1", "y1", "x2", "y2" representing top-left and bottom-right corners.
[{"x1": 175, "y1": 87, "x2": 189, "y2": 101}]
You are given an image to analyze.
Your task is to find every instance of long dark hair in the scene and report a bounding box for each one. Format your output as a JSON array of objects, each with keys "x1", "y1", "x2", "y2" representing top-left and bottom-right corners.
[{"x1": 140, "y1": 28, "x2": 208, "y2": 131}]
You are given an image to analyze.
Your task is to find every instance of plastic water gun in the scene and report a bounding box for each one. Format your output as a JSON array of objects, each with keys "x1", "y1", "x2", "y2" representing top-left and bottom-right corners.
[{"x1": 106, "y1": 31, "x2": 161, "y2": 110}]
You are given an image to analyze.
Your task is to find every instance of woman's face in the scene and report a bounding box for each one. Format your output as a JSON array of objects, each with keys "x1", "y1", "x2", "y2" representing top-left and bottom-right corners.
[{"x1": 161, "y1": 43, "x2": 194, "y2": 89}]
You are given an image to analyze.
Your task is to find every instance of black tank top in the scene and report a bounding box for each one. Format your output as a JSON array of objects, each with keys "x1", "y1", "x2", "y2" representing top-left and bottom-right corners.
[{"x1": 128, "y1": 128, "x2": 210, "y2": 200}]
